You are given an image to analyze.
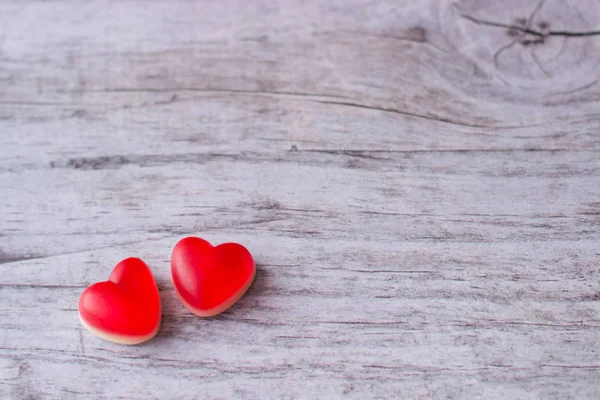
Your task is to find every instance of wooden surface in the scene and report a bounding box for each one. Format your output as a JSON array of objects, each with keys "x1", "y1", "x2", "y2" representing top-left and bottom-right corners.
[{"x1": 1, "y1": 0, "x2": 600, "y2": 398}]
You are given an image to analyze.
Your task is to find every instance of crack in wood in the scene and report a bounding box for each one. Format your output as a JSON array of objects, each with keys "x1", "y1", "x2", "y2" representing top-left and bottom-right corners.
[
  {"x1": 314, "y1": 100, "x2": 540, "y2": 129},
  {"x1": 461, "y1": 14, "x2": 600, "y2": 39}
]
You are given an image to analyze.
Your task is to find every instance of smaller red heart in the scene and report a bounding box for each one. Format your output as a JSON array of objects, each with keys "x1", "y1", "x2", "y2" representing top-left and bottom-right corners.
[
  {"x1": 171, "y1": 237, "x2": 256, "y2": 317},
  {"x1": 78, "y1": 258, "x2": 161, "y2": 345}
]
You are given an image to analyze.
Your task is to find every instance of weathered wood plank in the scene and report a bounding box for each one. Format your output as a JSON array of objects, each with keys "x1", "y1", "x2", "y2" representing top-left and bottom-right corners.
[
  {"x1": 3, "y1": 149, "x2": 600, "y2": 261},
  {"x1": 1, "y1": 234, "x2": 600, "y2": 399},
  {"x1": 1, "y1": 0, "x2": 599, "y2": 399}
]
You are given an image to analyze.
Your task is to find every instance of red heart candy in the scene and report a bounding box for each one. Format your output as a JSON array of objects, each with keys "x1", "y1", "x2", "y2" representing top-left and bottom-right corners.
[
  {"x1": 171, "y1": 237, "x2": 255, "y2": 317},
  {"x1": 78, "y1": 258, "x2": 161, "y2": 345}
]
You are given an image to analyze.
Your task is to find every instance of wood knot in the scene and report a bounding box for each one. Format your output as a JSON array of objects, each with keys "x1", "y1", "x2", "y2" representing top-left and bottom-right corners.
[{"x1": 507, "y1": 19, "x2": 549, "y2": 46}]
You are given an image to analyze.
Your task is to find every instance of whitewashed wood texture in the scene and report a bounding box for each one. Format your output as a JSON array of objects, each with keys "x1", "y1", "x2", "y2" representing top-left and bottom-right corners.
[{"x1": 1, "y1": 0, "x2": 600, "y2": 398}]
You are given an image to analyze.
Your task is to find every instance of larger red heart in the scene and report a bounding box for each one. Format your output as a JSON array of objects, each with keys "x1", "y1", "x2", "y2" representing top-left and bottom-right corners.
[
  {"x1": 78, "y1": 258, "x2": 161, "y2": 345},
  {"x1": 171, "y1": 237, "x2": 255, "y2": 317}
]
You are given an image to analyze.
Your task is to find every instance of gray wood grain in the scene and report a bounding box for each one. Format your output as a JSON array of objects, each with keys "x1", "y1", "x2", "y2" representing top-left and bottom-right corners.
[{"x1": 1, "y1": 0, "x2": 599, "y2": 399}]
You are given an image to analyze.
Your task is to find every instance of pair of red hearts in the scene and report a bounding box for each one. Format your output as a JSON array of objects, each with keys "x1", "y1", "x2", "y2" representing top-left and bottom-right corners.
[{"x1": 78, "y1": 237, "x2": 255, "y2": 345}]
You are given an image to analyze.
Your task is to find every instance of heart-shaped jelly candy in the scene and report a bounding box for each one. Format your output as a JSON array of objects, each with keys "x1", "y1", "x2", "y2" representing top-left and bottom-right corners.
[
  {"x1": 78, "y1": 258, "x2": 161, "y2": 345},
  {"x1": 171, "y1": 237, "x2": 255, "y2": 317}
]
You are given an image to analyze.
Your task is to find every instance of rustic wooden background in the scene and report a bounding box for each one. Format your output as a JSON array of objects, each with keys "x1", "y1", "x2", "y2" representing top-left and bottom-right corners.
[{"x1": 1, "y1": 0, "x2": 599, "y2": 398}]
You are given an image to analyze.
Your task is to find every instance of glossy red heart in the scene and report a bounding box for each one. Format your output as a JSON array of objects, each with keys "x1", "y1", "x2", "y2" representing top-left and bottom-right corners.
[
  {"x1": 171, "y1": 237, "x2": 255, "y2": 317},
  {"x1": 78, "y1": 258, "x2": 161, "y2": 345}
]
